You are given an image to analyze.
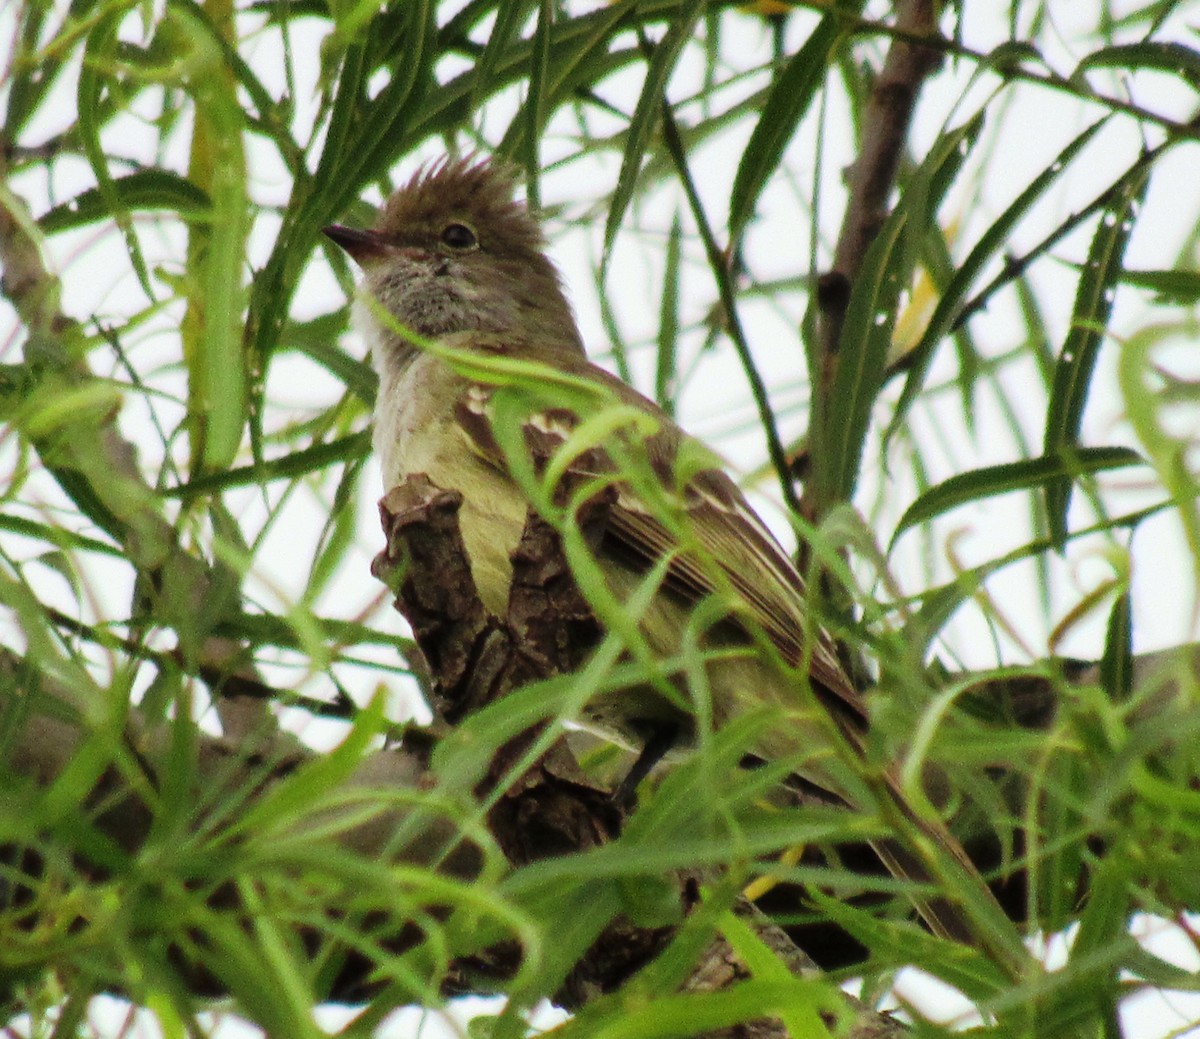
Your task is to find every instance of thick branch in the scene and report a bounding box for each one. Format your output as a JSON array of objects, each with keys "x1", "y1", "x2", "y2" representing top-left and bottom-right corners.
[{"x1": 372, "y1": 475, "x2": 903, "y2": 1035}]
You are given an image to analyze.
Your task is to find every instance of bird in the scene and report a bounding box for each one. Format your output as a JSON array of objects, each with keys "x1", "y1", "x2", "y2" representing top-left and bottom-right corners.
[{"x1": 323, "y1": 157, "x2": 1020, "y2": 964}]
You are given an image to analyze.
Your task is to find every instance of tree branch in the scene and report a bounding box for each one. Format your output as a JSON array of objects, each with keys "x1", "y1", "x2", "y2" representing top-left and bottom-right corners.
[
  {"x1": 806, "y1": 0, "x2": 942, "y2": 518},
  {"x1": 0, "y1": 149, "x2": 272, "y2": 740},
  {"x1": 6, "y1": 472, "x2": 1199, "y2": 1026}
]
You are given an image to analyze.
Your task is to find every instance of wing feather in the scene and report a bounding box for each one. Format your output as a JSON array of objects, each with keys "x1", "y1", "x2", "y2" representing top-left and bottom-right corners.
[{"x1": 455, "y1": 373, "x2": 866, "y2": 729}]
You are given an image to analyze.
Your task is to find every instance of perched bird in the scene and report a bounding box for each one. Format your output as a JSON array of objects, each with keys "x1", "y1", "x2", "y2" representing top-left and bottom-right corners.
[{"x1": 324, "y1": 158, "x2": 1017, "y2": 960}]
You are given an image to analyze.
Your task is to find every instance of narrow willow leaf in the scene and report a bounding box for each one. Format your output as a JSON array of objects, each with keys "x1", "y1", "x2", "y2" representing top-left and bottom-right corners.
[
  {"x1": 244, "y1": 37, "x2": 368, "y2": 422},
  {"x1": 309, "y1": 39, "x2": 367, "y2": 199},
  {"x1": 812, "y1": 209, "x2": 906, "y2": 507},
  {"x1": 808, "y1": 890, "x2": 1010, "y2": 1000},
  {"x1": 165, "y1": 3, "x2": 251, "y2": 472},
  {"x1": 814, "y1": 115, "x2": 985, "y2": 508},
  {"x1": 1043, "y1": 170, "x2": 1148, "y2": 546},
  {"x1": 44, "y1": 468, "x2": 126, "y2": 543},
  {"x1": 889, "y1": 120, "x2": 1108, "y2": 439},
  {"x1": 305, "y1": 458, "x2": 364, "y2": 603},
  {"x1": 1067, "y1": 866, "x2": 1135, "y2": 1004},
  {"x1": 891, "y1": 446, "x2": 1143, "y2": 546},
  {"x1": 912, "y1": 112, "x2": 986, "y2": 239},
  {"x1": 728, "y1": 16, "x2": 843, "y2": 238},
  {"x1": 655, "y1": 209, "x2": 683, "y2": 413},
  {"x1": 473, "y1": 0, "x2": 537, "y2": 112},
  {"x1": 1074, "y1": 41, "x2": 1200, "y2": 92},
  {"x1": 602, "y1": 0, "x2": 705, "y2": 263},
  {"x1": 584, "y1": 982, "x2": 851, "y2": 1038},
  {"x1": 248, "y1": 6, "x2": 432, "y2": 463},
  {"x1": 6, "y1": 1, "x2": 105, "y2": 140},
  {"x1": 520, "y1": 0, "x2": 552, "y2": 203},
  {"x1": 718, "y1": 912, "x2": 837, "y2": 1037},
  {"x1": 1035, "y1": 751, "x2": 1089, "y2": 938},
  {"x1": 234, "y1": 694, "x2": 388, "y2": 838},
  {"x1": 288, "y1": 320, "x2": 378, "y2": 404},
  {"x1": 333, "y1": 0, "x2": 435, "y2": 219},
  {"x1": 1116, "y1": 267, "x2": 1200, "y2": 304},
  {"x1": 78, "y1": 14, "x2": 155, "y2": 298},
  {"x1": 415, "y1": 1, "x2": 634, "y2": 143},
  {"x1": 164, "y1": 431, "x2": 371, "y2": 499},
  {"x1": 0, "y1": 514, "x2": 123, "y2": 558},
  {"x1": 1099, "y1": 591, "x2": 1132, "y2": 701},
  {"x1": 219, "y1": 610, "x2": 413, "y2": 653},
  {"x1": 39, "y1": 170, "x2": 210, "y2": 232},
  {"x1": 980, "y1": 39, "x2": 1052, "y2": 76},
  {"x1": 1118, "y1": 324, "x2": 1200, "y2": 578}
]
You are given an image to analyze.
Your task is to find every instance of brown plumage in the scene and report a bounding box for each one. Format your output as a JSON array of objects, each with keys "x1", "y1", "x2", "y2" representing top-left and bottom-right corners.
[
  {"x1": 330, "y1": 158, "x2": 584, "y2": 351},
  {"x1": 324, "y1": 158, "x2": 1025, "y2": 970}
]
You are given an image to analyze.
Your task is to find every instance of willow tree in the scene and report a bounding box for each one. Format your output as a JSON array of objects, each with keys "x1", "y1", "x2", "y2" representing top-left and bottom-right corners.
[{"x1": 2, "y1": 2, "x2": 1199, "y2": 1037}]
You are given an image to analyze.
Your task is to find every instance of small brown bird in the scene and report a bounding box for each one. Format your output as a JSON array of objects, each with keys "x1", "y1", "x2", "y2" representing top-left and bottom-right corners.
[{"x1": 324, "y1": 158, "x2": 1021, "y2": 965}]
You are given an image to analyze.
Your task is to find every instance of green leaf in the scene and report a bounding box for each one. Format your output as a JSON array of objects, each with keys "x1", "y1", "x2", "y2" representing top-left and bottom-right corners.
[
  {"x1": 889, "y1": 120, "x2": 1108, "y2": 439},
  {"x1": 891, "y1": 446, "x2": 1144, "y2": 546},
  {"x1": 522, "y1": 0, "x2": 552, "y2": 205},
  {"x1": 603, "y1": 1, "x2": 705, "y2": 263},
  {"x1": 655, "y1": 209, "x2": 683, "y2": 413},
  {"x1": 1035, "y1": 749, "x2": 1089, "y2": 935},
  {"x1": 164, "y1": 431, "x2": 370, "y2": 498},
  {"x1": 78, "y1": 12, "x2": 156, "y2": 298},
  {"x1": 418, "y1": 1, "x2": 635, "y2": 146},
  {"x1": 305, "y1": 458, "x2": 364, "y2": 603},
  {"x1": 811, "y1": 207, "x2": 906, "y2": 506},
  {"x1": 717, "y1": 911, "x2": 838, "y2": 1039},
  {"x1": 728, "y1": 17, "x2": 842, "y2": 238},
  {"x1": 471, "y1": 0, "x2": 537, "y2": 112},
  {"x1": 813, "y1": 114, "x2": 986, "y2": 509},
  {"x1": 1099, "y1": 592, "x2": 1132, "y2": 701},
  {"x1": 39, "y1": 170, "x2": 211, "y2": 233},
  {"x1": 284, "y1": 312, "x2": 378, "y2": 404},
  {"x1": 1043, "y1": 169, "x2": 1148, "y2": 546},
  {"x1": 233, "y1": 693, "x2": 387, "y2": 840},
  {"x1": 1116, "y1": 266, "x2": 1200, "y2": 304},
  {"x1": 905, "y1": 501, "x2": 1167, "y2": 655},
  {"x1": 497, "y1": 7, "x2": 636, "y2": 160},
  {"x1": 1118, "y1": 322, "x2": 1200, "y2": 578},
  {"x1": 3, "y1": 2, "x2": 76, "y2": 139},
  {"x1": 911, "y1": 111, "x2": 986, "y2": 238},
  {"x1": 149, "y1": 1, "x2": 252, "y2": 473},
  {"x1": 807, "y1": 889, "x2": 1009, "y2": 1000},
  {"x1": 247, "y1": 1, "x2": 434, "y2": 419},
  {"x1": 0, "y1": 513, "x2": 123, "y2": 558},
  {"x1": 324, "y1": 0, "x2": 435, "y2": 216},
  {"x1": 1074, "y1": 41, "x2": 1200, "y2": 92}
]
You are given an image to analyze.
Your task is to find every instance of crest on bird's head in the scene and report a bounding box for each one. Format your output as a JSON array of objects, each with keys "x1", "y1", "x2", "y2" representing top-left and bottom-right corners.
[{"x1": 376, "y1": 156, "x2": 546, "y2": 259}]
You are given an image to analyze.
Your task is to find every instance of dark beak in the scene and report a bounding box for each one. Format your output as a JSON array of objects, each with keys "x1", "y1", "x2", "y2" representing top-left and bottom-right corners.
[{"x1": 322, "y1": 224, "x2": 390, "y2": 264}]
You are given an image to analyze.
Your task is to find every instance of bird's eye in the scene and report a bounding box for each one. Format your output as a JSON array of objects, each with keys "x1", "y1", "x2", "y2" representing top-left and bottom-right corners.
[{"x1": 440, "y1": 223, "x2": 478, "y2": 250}]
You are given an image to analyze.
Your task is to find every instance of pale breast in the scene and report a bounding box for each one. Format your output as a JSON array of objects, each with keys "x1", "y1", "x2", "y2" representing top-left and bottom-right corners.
[{"x1": 373, "y1": 353, "x2": 528, "y2": 617}]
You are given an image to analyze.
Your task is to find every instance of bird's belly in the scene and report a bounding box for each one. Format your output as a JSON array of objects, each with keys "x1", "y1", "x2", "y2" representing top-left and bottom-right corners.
[
  {"x1": 379, "y1": 426, "x2": 527, "y2": 619},
  {"x1": 373, "y1": 364, "x2": 821, "y2": 771}
]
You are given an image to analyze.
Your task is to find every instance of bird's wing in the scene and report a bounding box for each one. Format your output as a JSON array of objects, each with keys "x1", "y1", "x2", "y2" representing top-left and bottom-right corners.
[
  {"x1": 453, "y1": 361, "x2": 1014, "y2": 957},
  {"x1": 452, "y1": 370, "x2": 866, "y2": 730}
]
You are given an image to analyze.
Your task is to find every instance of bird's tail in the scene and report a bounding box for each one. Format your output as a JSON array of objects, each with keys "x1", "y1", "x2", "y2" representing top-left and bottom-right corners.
[
  {"x1": 869, "y1": 780, "x2": 1018, "y2": 966},
  {"x1": 869, "y1": 827, "x2": 980, "y2": 946}
]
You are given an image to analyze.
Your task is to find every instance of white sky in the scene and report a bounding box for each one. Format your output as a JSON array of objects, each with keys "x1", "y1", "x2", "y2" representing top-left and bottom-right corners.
[{"x1": 3, "y1": 0, "x2": 1200, "y2": 1036}]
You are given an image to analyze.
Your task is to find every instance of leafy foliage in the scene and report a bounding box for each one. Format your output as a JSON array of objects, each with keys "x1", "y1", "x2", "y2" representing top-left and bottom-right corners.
[{"x1": 2, "y1": 1, "x2": 1200, "y2": 1037}]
